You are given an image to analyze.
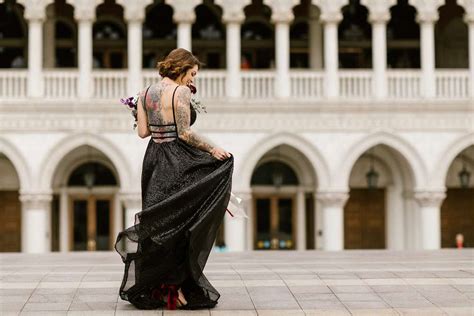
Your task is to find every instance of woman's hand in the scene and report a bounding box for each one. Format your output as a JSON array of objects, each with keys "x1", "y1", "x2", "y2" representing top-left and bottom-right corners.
[{"x1": 210, "y1": 147, "x2": 231, "y2": 160}]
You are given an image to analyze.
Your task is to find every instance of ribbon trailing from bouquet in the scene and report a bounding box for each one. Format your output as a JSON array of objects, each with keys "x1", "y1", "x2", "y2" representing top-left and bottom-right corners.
[{"x1": 225, "y1": 192, "x2": 248, "y2": 219}]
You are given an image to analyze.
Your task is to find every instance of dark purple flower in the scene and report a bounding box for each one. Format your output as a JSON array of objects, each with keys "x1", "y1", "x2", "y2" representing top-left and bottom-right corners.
[{"x1": 188, "y1": 83, "x2": 197, "y2": 94}]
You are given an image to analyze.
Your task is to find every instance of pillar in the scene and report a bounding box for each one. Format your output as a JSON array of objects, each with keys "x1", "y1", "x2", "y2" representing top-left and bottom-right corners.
[
  {"x1": 309, "y1": 7, "x2": 323, "y2": 69},
  {"x1": 296, "y1": 189, "x2": 306, "y2": 250},
  {"x1": 414, "y1": 190, "x2": 446, "y2": 250},
  {"x1": 465, "y1": 15, "x2": 474, "y2": 98},
  {"x1": 418, "y1": 12, "x2": 438, "y2": 98},
  {"x1": 273, "y1": 13, "x2": 293, "y2": 98},
  {"x1": 224, "y1": 18, "x2": 243, "y2": 98},
  {"x1": 126, "y1": 19, "x2": 144, "y2": 94},
  {"x1": 316, "y1": 191, "x2": 349, "y2": 251},
  {"x1": 321, "y1": 13, "x2": 342, "y2": 98},
  {"x1": 25, "y1": 9, "x2": 46, "y2": 97},
  {"x1": 59, "y1": 187, "x2": 69, "y2": 252},
  {"x1": 43, "y1": 5, "x2": 55, "y2": 68},
  {"x1": 20, "y1": 193, "x2": 53, "y2": 253}
]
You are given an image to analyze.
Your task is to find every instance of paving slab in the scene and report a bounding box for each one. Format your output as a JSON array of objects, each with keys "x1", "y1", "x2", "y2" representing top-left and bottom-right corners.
[{"x1": 0, "y1": 249, "x2": 472, "y2": 315}]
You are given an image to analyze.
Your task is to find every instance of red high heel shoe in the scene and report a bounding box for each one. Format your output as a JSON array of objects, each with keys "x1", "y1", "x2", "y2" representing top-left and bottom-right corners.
[{"x1": 155, "y1": 284, "x2": 187, "y2": 310}]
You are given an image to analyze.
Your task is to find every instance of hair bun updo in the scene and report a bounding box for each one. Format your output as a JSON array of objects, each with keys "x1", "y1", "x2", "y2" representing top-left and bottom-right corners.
[{"x1": 157, "y1": 48, "x2": 203, "y2": 80}]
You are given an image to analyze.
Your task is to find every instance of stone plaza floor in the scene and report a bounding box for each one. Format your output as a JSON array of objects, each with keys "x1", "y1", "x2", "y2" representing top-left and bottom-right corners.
[{"x1": 0, "y1": 250, "x2": 473, "y2": 315}]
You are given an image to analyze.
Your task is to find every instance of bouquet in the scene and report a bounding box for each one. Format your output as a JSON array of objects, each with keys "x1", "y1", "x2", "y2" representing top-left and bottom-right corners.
[{"x1": 120, "y1": 83, "x2": 206, "y2": 130}]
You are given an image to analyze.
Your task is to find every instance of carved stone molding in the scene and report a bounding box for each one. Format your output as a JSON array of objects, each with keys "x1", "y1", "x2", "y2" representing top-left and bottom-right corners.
[
  {"x1": 66, "y1": 0, "x2": 101, "y2": 21},
  {"x1": 17, "y1": 0, "x2": 54, "y2": 21},
  {"x1": 316, "y1": 191, "x2": 349, "y2": 208},
  {"x1": 116, "y1": 0, "x2": 152, "y2": 22},
  {"x1": 413, "y1": 190, "x2": 446, "y2": 208},
  {"x1": 313, "y1": 0, "x2": 345, "y2": 24},
  {"x1": 215, "y1": 0, "x2": 250, "y2": 24},
  {"x1": 264, "y1": 0, "x2": 298, "y2": 23},
  {"x1": 166, "y1": 0, "x2": 201, "y2": 24},
  {"x1": 362, "y1": 0, "x2": 395, "y2": 24},
  {"x1": 19, "y1": 193, "x2": 53, "y2": 210},
  {"x1": 409, "y1": 0, "x2": 443, "y2": 23}
]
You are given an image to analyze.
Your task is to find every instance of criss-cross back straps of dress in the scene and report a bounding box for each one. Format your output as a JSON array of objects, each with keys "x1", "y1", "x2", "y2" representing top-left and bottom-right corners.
[{"x1": 144, "y1": 85, "x2": 180, "y2": 142}]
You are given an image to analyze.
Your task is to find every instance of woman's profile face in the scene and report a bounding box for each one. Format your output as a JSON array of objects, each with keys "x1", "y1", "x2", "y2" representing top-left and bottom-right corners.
[{"x1": 179, "y1": 64, "x2": 198, "y2": 86}]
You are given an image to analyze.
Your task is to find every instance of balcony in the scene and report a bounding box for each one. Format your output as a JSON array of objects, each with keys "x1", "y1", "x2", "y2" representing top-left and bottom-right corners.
[{"x1": 0, "y1": 69, "x2": 471, "y2": 102}]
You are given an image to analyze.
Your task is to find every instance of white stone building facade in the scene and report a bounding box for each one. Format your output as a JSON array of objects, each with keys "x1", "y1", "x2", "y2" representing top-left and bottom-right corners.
[{"x1": 0, "y1": 0, "x2": 473, "y2": 253}]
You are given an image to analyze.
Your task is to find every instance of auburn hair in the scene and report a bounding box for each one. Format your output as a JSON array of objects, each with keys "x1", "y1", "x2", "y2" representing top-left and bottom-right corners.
[{"x1": 157, "y1": 48, "x2": 203, "y2": 80}]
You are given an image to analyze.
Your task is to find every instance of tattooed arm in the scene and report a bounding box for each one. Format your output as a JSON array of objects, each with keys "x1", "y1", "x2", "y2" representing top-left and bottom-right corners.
[
  {"x1": 137, "y1": 90, "x2": 151, "y2": 138},
  {"x1": 175, "y1": 85, "x2": 214, "y2": 152}
]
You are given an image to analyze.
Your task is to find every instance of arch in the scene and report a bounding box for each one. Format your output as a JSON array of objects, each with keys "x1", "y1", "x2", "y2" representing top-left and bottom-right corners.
[
  {"x1": 0, "y1": 137, "x2": 32, "y2": 191},
  {"x1": 38, "y1": 133, "x2": 131, "y2": 191},
  {"x1": 237, "y1": 132, "x2": 330, "y2": 191},
  {"x1": 337, "y1": 132, "x2": 427, "y2": 189},
  {"x1": 432, "y1": 132, "x2": 474, "y2": 188}
]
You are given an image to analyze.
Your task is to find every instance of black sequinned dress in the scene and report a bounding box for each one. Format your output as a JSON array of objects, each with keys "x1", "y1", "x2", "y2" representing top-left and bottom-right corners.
[{"x1": 114, "y1": 84, "x2": 234, "y2": 310}]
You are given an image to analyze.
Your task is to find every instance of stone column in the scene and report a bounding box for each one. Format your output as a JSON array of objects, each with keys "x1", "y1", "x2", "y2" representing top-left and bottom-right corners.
[
  {"x1": 316, "y1": 191, "x2": 349, "y2": 251},
  {"x1": 414, "y1": 190, "x2": 446, "y2": 250},
  {"x1": 296, "y1": 189, "x2": 306, "y2": 250},
  {"x1": 19, "y1": 0, "x2": 52, "y2": 97},
  {"x1": 362, "y1": 0, "x2": 395, "y2": 99},
  {"x1": 320, "y1": 11, "x2": 342, "y2": 98},
  {"x1": 167, "y1": 0, "x2": 200, "y2": 51},
  {"x1": 274, "y1": 14, "x2": 292, "y2": 98},
  {"x1": 68, "y1": 0, "x2": 100, "y2": 99},
  {"x1": 216, "y1": 0, "x2": 249, "y2": 98},
  {"x1": 120, "y1": 193, "x2": 142, "y2": 252},
  {"x1": 59, "y1": 187, "x2": 69, "y2": 252},
  {"x1": 463, "y1": 5, "x2": 474, "y2": 98},
  {"x1": 224, "y1": 191, "x2": 249, "y2": 251},
  {"x1": 20, "y1": 193, "x2": 53, "y2": 253},
  {"x1": 43, "y1": 5, "x2": 55, "y2": 68},
  {"x1": 118, "y1": 0, "x2": 151, "y2": 94},
  {"x1": 308, "y1": 7, "x2": 323, "y2": 69}
]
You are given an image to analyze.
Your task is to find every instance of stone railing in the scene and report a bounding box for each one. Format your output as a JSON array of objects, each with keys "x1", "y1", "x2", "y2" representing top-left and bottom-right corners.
[{"x1": 0, "y1": 69, "x2": 472, "y2": 101}]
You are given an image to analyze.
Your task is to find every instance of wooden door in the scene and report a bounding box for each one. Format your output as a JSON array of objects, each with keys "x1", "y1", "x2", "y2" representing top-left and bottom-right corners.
[
  {"x1": 441, "y1": 188, "x2": 474, "y2": 248},
  {"x1": 253, "y1": 194, "x2": 296, "y2": 250},
  {"x1": 0, "y1": 191, "x2": 21, "y2": 252},
  {"x1": 69, "y1": 195, "x2": 114, "y2": 251},
  {"x1": 344, "y1": 188, "x2": 385, "y2": 249}
]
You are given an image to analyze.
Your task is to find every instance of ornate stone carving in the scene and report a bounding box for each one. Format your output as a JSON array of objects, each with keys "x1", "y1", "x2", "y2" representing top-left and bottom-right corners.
[
  {"x1": 409, "y1": 0, "x2": 443, "y2": 23},
  {"x1": 66, "y1": 0, "x2": 101, "y2": 21},
  {"x1": 361, "y1": 0, "x2": 395, "y2": 23},
  {"x1": 263, "y1": 0, "x2": 298, "y2": 23},
  {"x1": 116, "y1": 0, "x2": 152, "y2": 22},
  {"x1": 166, "y1": 0, "x2": 200, "y2": 23},
  {"x1": 316, "y1": 191, "x2": 349, "y2": 208},
  {"x1": 413, "y1": 190, "x2": 446, "y2": 208},
  {"x1": 215, "y1": 0, "x2": 250, "y2": 24},
  {"x1": 19, "y1": 192, "x2": 53, "y2": 210},
  {"x1": 313, "y1": 0, "x2": 345, "y2": 24},
  {"x1": 17, "y1": 0, "x2": 54, "y2": 21}
]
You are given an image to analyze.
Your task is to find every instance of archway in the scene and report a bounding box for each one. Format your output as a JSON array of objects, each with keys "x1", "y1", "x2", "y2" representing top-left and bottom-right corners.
[
  {"x1": 0, "y1": 153, "x2": 22, "y2": 252},
  {"x1": 441, "y1": 145, "x2": 474, "y2": 248},
  {"x1": 0, "y1": 0, "x2": 27, "y2": 68},
  {"x1": 49, "y1": 144, "x2": 122, "y2": 252}
]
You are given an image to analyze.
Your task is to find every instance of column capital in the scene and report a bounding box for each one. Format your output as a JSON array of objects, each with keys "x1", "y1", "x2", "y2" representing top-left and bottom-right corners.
[
  {"x1": 116, "y1": 0, "x2": 152, "y2": 23},
  {"x1": 215, "y1": 0, "x2": 250, "y2": 24},
  {"x1": 316, "y1": 190, "x2": 349, "y2": 208},
  {"x1": 362, "y1": 0, "x2": 395, "y2": 24},
  {"x1": 263, "y1": 0, "x2": 298, "y2": 23},
  {"x1": 119, "y1": 192, "x2": 142, "y2": 210},
  {"x1": 166, "y1": 0, "x2": 200, "y2": 24},
  {"x1": 66, "y1": 0, "x2": 101, "y2": 21},
  {"x1": 459, "y1": 0, "x2": 474, "y2": 23},
  {"x1": 313, "y1": 0, "x2": 345, "y2": 24},
  {"x1": 413, "y1": 190, "x2": 446, "y2": 208},
  {"x1": 409, "y1": 0, "x2": 443, "y2": 23},
  {"x1": 17, "y1": 0, "x2": 54, "y2": 21},
  {"x1": 20, "y1": 192, "x2": 53, "y2": 210}
]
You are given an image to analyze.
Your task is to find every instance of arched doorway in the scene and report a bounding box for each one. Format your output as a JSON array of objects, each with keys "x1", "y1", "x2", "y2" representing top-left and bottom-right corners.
[
  {"x1": 344, "y1": 144, "x2": 416, "y2": 250},
  {"x1": 0, "y1": 153, "x2": 21, "y2": 252},
  {"x1": 441, "y1": 145, "x2": 474, "y2": 248},
  {"x1": 249, "y1": 144, "x2": 317, "y2": 250},
  {"x1": 51, "y1": 145, "x2": 121, "y2": 251}
]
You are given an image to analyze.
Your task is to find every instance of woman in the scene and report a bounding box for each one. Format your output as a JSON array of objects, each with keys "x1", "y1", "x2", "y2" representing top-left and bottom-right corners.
[{"x1": 114, "y1": 48, "x2": 233, "y2": 310}]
